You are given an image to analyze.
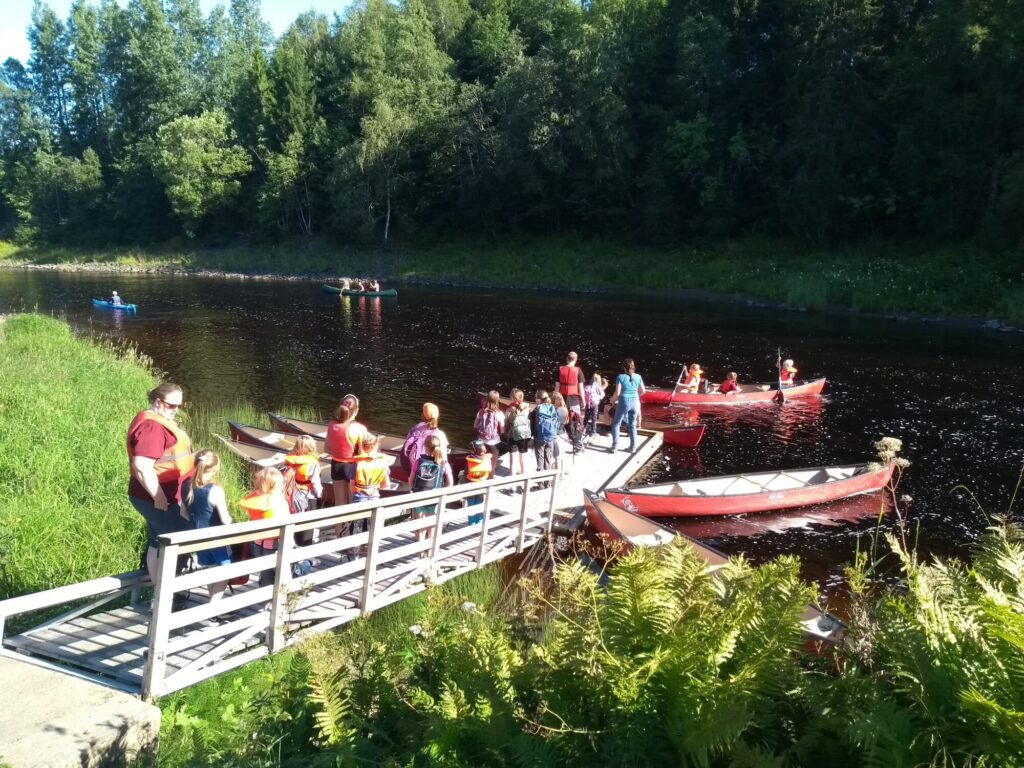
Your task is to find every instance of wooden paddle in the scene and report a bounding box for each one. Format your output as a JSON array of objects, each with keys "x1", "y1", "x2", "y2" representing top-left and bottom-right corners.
[{"x1": 774, "y1": 347, "x2": 786, "y2": 404}]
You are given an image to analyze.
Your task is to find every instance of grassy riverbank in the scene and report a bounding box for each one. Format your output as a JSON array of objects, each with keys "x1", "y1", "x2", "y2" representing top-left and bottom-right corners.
[
  {"x1": 1, "y1": 315, "x2": 1021, "y2": 767},
  {"x1": 0, "y1": 314, "x2": 303, "y2": 600},
  {"x1": 2, "y1": 237, "x2": 1021, "y2": 326}
]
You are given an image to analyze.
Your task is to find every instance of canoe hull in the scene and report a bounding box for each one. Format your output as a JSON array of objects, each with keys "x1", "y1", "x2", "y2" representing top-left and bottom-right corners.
[
  {"x1": 584, "y1": 491, "x2": 845, "y2": 645},
  {"x1": 605, "y1": 463, "x2": 895, "y2": 517},
  {"x1": 91, "y1": 298, "x2": 137, "y2": 312},
  {"x1": 641, "y1": 378, "x2": 827, "y2": 406},
  {"x1": 342, "y1": 288, "x2": 397, "y2": 297},
  {"x1": 321, "y1": 284, "x2": 342, "y2": 294}
]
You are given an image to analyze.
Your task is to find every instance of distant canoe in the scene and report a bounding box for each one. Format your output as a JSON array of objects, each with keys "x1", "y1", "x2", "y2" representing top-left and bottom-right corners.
[
  {"x1": 91, "y1": 298, "x2": 137, "y2": 312},
  {"x1": 321, "y1": 284, "x2": 398, "y2": 297},
  {"x1": 641, "y1": 377, "x2": 827, "y2": 406},
  {"x1": 604, "y1": 462, "x2": 895, "y2": 517},
  {"x1": 583, "y1": 490, "x2": 845, "y2": 645}
]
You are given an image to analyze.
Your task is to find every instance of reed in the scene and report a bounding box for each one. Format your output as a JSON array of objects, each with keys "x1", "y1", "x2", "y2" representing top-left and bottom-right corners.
[{"x1": 0, "y1": 314, "x2": 314, "y2": 600}]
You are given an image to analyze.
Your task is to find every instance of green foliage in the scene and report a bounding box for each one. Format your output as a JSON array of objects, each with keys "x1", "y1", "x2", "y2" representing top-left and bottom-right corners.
[
  {"x1": 152, "y1": 110, "x2": 251, "y2": 237},
  {"x1": 0, "y1": 314, "x2": 300, "y2": 601}
]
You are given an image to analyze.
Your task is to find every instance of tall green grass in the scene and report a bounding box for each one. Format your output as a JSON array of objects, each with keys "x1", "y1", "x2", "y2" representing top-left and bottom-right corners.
[{"x1": 0, "y1": 315, "x2": 315, "y2": 599}]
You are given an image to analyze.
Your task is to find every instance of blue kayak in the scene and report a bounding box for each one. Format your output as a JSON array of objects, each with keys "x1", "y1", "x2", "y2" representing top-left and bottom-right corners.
[{"x1": 92, "y1": 298, "x2": 137, "y2": 312}]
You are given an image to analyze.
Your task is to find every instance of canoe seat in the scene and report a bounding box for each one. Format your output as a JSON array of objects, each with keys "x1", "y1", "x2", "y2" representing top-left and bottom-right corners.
[{"x1": 670, "y1": 485, "x2": 687, "y2": 496}]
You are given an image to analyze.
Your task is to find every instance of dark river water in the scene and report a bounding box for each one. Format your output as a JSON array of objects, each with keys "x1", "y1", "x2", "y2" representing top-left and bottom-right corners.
[{"x1": 4, "y1": 268, "x2": 1023, "y2": 600}]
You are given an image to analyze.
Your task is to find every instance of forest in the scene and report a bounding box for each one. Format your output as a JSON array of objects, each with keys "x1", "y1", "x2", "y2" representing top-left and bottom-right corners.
[{"x1": 0, "y1": 0, "x2": 1022, "y2": 251}]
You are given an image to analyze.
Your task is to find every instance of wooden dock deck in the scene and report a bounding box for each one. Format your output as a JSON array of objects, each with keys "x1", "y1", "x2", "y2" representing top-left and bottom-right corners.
[{"x1": 0, "y1": 430, "x2": 662, "y2": 698}]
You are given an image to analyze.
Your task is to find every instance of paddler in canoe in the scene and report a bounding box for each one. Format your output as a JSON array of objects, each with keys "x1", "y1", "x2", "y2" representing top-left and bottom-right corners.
[
  {"x1": 779, "y1": 358, "x2": 798, "y2": 388},
  {"x1": 673, "y1": 363, "x2": 703, "y2": 394},
  {"x1": 718, "y1": 371, "x2": 741, "y2": 395}
]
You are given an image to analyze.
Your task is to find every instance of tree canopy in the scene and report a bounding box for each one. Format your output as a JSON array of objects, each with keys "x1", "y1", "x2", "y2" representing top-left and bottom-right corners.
[{"x1": 1, "y1": 0, "x2": 1022, "y2": 247}]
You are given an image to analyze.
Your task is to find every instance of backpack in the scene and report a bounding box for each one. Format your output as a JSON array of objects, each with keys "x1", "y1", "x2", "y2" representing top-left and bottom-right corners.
[
  {"x1": 475, "y1": 410, "x2": 501, "y2": 443},
  {"x1": 401, "y1": 425, "x2": 431, "y2": 474},
  {"x1": 412, "y1": 457, "x2": 444, "y2": 493},
  {"x1": 535, "y1": 403, "x2": 559, "y2": 443},
  {"x1": 509, "y1": 406, "x2": 531, "y2": 441}
]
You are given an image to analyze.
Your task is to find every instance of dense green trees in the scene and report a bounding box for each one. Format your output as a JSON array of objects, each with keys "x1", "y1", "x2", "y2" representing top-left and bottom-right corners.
[{"x1": 1, "y1": 0, "x2": 1022, "y2": 247}]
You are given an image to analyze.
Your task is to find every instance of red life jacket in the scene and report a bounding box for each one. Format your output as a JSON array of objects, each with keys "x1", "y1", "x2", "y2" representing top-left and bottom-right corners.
[
  {"x1": 780, "y1": 366, "x2": 797, "y2": 385},
  {"x1": 126, "y1": 410, "x2": 194, "y2": 482},
  {"x1": 558, "y1": 365, "x2": 581, "y2": 398},
  {"x1": 326, "y1": 420, "x2": 366, "y2": 462},
  {"x1": 351, "y1": 453, "x2": 390, "y2": 496},
  {"x1": 465, "y1": 453, "x2": 493, "y2": 483},
  {"x1": 284, "y1": 453, "x2": 319, "y2": 489}
]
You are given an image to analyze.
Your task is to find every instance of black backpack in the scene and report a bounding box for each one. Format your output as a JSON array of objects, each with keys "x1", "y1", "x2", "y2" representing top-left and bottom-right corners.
[{"x1": 412, "y1": 457, "x2": 444, "y2": 492}]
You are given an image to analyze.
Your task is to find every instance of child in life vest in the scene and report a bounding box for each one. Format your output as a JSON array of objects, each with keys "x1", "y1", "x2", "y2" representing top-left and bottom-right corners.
[
  {"x1": 180, "y1": 449, "x2": 232, "y2": 603},
  {"x1": 283, "y1": 434, "x2": 323, "y2": 547},
  {"x1": 583, "y1": 373, "x2": 606, "y2": 438},
  {"x1": 351, "y1": 434, "x2": 391, "y2": 504},
  {"x1": 239, "y1": 467, "x2": 290, "y2": 586},
  {"x1": 462, "y1": 439, "x2": 493, "y2": 525}
]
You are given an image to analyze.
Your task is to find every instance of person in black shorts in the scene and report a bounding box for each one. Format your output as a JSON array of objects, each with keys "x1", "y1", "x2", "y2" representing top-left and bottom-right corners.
[{"x1": 504, "y1": 388, "x2": 533, "y2": 476}]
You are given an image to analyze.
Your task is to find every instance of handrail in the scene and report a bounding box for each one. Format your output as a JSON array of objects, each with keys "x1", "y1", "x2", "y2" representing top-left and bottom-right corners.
[
  {"x1": 0, "y1": 569, "x2": 148, "y2": 617},
  {"x1": 159, "y1": 471, "x2": 551, "y2": 547}
]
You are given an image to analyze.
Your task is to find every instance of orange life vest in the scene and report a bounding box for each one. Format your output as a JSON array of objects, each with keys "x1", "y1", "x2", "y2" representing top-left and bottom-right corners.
[
  {"x1": 326, "y1": 420, "x2": 367, "y2": 462},
  {"x1": 239, "y1": 491, "x2": 289, "y2": 547},
  {"x1": 780, "y1": 366, "x2": 797, "y2": 385},
  {"x1": 351, "y1": 453, "x2": 390, "y2": 496},
  {"x1": 465, "y1": 453, "x2": 493, "y2": 483},
  {"x1": 558, "y1": 365, "x2": 581, "y2": 398},
  {"x1": 682, "y1": 372, "x2": 702, "y2": 391},
  {"x1": 284, "y1": 453, "x2": 319, "y2": 489},
  {"x1": 126, "y1": 410, "x2": 194, "y2": 482}
]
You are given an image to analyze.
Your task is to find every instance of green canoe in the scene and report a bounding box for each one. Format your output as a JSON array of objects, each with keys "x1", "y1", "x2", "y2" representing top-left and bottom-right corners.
[{"x1": 321, "y1": 284, "x2": 398, "y2": 297}]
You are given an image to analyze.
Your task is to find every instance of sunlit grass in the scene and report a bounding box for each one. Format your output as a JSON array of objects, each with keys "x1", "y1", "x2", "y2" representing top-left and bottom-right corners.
[{"x1": 0, "y1": 315, "x2": 319, "y2": 599}]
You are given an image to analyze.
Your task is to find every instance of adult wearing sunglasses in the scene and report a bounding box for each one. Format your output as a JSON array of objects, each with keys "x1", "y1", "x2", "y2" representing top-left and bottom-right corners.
[{"x1": 126, "y1": 383, "x2": 195, "y2": 581}]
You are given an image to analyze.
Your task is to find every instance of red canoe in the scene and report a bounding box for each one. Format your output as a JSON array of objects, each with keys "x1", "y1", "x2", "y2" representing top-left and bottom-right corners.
[
  {"x1": 604, "y1": 462, "x2": 895, "y2": 517},
  {"x1": 598, "y1": 410, "x2": 706, "y2": 448},
  {"x1": 583, "y1": 490, "x2": 844, "y2": 645},
  {"x1": 641, "y1": 377, "x2": 827, "y2": 406}
]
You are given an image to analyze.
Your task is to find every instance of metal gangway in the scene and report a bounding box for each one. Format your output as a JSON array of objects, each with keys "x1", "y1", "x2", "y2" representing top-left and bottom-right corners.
[{"x1": 0, "y1": 471, "x2": 559, "y2": 699}]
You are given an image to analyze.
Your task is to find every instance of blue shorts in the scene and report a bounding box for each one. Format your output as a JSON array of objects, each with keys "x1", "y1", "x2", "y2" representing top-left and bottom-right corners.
[{"x1": 129, "y1": 496, "x2": 190, "y2": 548}]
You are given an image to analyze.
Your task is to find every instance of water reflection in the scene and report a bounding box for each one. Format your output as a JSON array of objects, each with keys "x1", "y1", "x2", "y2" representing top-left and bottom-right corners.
[{"x1": 2, "y1": 268, "x2": 1022, "y2": 593}]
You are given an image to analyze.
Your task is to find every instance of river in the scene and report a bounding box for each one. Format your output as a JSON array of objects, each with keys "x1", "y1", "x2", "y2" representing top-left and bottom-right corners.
[{"x1": 3, "y1": 267, "x2": 1022, "y2": 600}]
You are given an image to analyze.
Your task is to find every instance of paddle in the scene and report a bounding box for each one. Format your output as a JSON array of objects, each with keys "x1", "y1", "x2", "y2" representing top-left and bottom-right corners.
[
  {"x1": 774, "y1": 347, "x2": 785, "y2": 404},
  {"x1": 670, "y1": 366, "x2": 687, "y2": 395}
]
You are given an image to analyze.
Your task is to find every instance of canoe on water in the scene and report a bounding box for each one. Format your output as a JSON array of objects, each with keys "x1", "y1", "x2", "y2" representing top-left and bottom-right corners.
[
  {"x1": 604, "y1": 462, "x2": 896, "y2": 517},
  {"x1": 342, "y1": 288, "x2": 397, "y2": 297},
  {"x1": 267, "y1": 412, "x2": 469, "y2": 482},
  {"x1": 228, "y1": 421, "x2": 326, "y2": 454},
  {"x1": 597, "y1": 406, "x2": 706, "y2": 448},
  {"x1": 91, "y1": 298, "x2": 137, "y2": 312},
  {"x1": 583, "y1": 490, "x2": 845, "y2": 645},
  {"x1": 641, "y1": 377, "x2": 827, "y2": 406},
  {"x1": 321, "y1": 284, "x2": 398, "y2": 297}
]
